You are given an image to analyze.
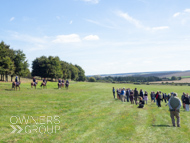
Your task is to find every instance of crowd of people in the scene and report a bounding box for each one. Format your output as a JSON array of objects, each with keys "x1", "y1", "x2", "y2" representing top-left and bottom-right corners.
[
  {"x1": 112, "y1": 87, "x2": 171, "y2": 108},
  {"x1": 112, "y1": 87, "x2": 189, "y2": 127}
]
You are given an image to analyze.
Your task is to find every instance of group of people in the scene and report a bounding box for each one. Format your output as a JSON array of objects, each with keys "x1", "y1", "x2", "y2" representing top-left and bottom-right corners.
[
  {"x1": 112, "y1": 87, "x2": 147, "y2": 108},
  {"x1": 181, "y1": 92, "x2": 190, "y2": 111},
  {"x1": 58, "y1": 78, "x2": 69, "y2": 89},
  {"x1": 112, "y1": 87, "x2": 183, "y2": 127},
  {"x1": 14, "y1": 76, "x2": 69, "y2": 88}
]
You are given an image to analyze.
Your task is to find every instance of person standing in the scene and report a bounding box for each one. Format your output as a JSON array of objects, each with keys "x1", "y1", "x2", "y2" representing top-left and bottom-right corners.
[
  {"x1": 163, "y1": 93, "x2": 167, "y2": 103},
  {"x1": 126, "y1": 88, "x2": 130, "y2": 102},
  {"x1": 181, "y1": 92, "x2": 186, "y2": 109},
  {"x1": 156, "y1": 91, "x2": 161, "y2": 107},
  {"x1": 139, "y1": 89, "x2": 144, "y2": 98},
  {"x1": 130, "y1": 89, "x2": 134, "y2": 104},
  {"x1": 118, "y1": 89, "x2": 121, "y2": 100},
  {"x1": 116, "y1": 89, "x2": 119, "y2": 99},
  {"x1": 134, "y1": 88, "x2": 139, "y2": 105},
  {"x1": 144, "y1": 91, "x2": 148, "y2": 104},
  {"x1": 167, "y1": 93, "x2": 170, "y2": 101},
  {"x1": 168, "y1": 93, "x2": 182, "y2": 127},
  {"x1": 120, "y1": 88, "x2": 126, "y2": 102},
  {"x1": 184, "y1": 93, "x2": 189, "y2": 111},
  {"x1": 151, "y1": 92, "x2": 155, "y2": 103},
  {"x1": 112, "y1": 87, "x2": 115, "y2": 99}
]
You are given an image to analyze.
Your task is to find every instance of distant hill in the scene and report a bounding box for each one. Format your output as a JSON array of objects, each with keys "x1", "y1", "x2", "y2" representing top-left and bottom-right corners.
[{"x1": 87, "y1": 70, "x2": 190, "y2": 78}]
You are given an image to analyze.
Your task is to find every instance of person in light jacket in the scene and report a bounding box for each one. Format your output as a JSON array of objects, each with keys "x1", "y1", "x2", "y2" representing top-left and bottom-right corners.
[{"x1": 168, "y1": 93, "x2": 182, "y2": 127}]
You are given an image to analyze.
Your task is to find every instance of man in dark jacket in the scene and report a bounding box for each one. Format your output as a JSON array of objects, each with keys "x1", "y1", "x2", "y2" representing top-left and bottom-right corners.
[
  {"x1": 184, "y1": 94, "x2": 189, "y2": 111},
  {"x1": 126, "y1": 88, "x2": 130, "y2": 102},
  {"x1": 156, "y1": 91, "x2": 162, "y2": 107},
  {"x1": 181, "y1": 93, "x2": 186, "y2": 109},
  {"x1": 139, "y1": 89, "x2": 143, "y2": 98},
  {"x1": 134, "y1": 88, "x2": 139, "y2": 105},
  {"x1": 112, "y1": 87, "x2": 115, "y2": 99}
]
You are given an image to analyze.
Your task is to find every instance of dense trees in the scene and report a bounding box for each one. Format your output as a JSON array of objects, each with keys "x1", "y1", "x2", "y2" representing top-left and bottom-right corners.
[
  {"x1": 0, "y1": 41, "x2": 86, "y2": 82},
  {"x1": 0, "y1": 41, "x2": 29, "y2": 81},
  {"x1": 32, "y1": 56, "x2": 86, "y2": 81},
  {"x1": 89, "y1": 76, "x2": 162, "y2": 83}
]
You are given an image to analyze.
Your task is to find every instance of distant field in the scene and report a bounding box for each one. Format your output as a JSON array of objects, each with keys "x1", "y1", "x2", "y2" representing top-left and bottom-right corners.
[
  {"x1": 1, "y1": 81, "x2": 190, "y2": 142},
  {"x1": 151, "y1": 78, "x2": 190, "y2": 83},
  {"x1": 182, "y1": 76, "x2": 190, "y2": 78}
]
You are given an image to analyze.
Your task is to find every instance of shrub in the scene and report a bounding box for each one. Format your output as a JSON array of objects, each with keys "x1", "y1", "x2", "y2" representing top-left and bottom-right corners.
[{"x1": 89, "y1": 77, "x2": 96, "y2": 82}]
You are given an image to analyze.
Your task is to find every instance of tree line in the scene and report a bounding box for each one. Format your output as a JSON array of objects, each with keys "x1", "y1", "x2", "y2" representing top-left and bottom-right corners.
[
  {"x1": 87, "y1": 75, "x2": 162, "y2": 83},
  {"x1": 0, "y1": 41, "x2": 29, "y2": 82},
  {"x1": 0, "y1": 41, "x2": 86, "y2": 82},
  {"x1": 32, "y1": 56, "x2": 86, "y2": 81},
  {"x1": 87, "y1": 75, "x2": 183, "y2": 83}
]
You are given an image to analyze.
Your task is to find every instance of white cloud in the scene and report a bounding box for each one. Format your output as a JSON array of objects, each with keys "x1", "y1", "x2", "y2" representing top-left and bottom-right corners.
[
  {"x1": 82, "y1": 0, "x2": 99, "y2": 4},
  {"x1": 116, "y1": 11, "x2": 143, "y2": 28},
  {"x1": 83, "y1": 35, "x2": 99, "y2": 41},
  {"x1": 52, "y1": 34, "x2": 81, "y2": 43},
  {"x1": 70, "y1": 21, "x2": 73, "y2": 24},
  {"x1": 173, "y1": 12, "x2": 181, "y2": 17},
  {"x1": 184, "y1": 9, "x2": 190, "y2": 13},
  {"x1": 152, "y1": 26, "x2": 169, "y2": 31},
  {"x1": 10, "y1": 17, "x2": 15, "y2": 22},
  {"x1": 173, "y1": 9, "x2": 190, "y2": 18},
  {"x1": 116, "y1": 11, "x2": 169, "y2": 31}
]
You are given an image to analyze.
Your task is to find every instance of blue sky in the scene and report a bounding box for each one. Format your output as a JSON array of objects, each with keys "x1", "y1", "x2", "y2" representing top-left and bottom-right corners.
[{"x1": 1, "y1": 0, "x2": 190, "y2": 75}]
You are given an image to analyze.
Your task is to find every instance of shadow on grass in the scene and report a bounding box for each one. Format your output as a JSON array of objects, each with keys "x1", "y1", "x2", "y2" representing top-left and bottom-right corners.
[
  {"x1": 5, "y1": 89, "x2": 13, "y2": 91},
  {"x1": 152, "y1": 125, "x2": 171, "y2": 127}
]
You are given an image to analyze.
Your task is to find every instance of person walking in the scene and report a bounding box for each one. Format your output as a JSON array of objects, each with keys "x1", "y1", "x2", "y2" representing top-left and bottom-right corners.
[
  {"x1": 112, "y1": 87, "x2": 115, "y2": 99},
  {"x1": 168, "y1": 93, "x2": 182, "y2": 127}
]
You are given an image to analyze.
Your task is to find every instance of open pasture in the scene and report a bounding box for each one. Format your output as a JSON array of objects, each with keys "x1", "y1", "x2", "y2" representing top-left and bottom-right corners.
[{"x1": 0, "y1": 81, "x2": 190, "y2": 143}]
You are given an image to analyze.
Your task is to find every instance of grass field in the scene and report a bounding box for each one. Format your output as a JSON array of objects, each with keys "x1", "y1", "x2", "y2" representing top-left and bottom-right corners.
[
  {"x1": 182, "y1": 76, "x2": 190, "y2": 79},
  {"x1": 1, "y1": 80, "x2": 190, "y2": 143}
]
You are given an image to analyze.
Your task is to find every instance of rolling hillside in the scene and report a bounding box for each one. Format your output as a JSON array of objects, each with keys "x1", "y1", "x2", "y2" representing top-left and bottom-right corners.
[{"x1": 88, "y1": 70, "x2": 190, "y2": 78}]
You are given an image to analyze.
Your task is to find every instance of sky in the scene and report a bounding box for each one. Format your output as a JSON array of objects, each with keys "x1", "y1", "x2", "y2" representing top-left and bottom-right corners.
[{"x1": 1, "y1": 0, "x2": 190, "y2": 75}]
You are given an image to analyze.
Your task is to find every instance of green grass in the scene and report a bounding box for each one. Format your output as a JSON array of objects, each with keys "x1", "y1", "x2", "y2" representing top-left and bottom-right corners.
[
  {"x1": 182, "y1": 76, "x2": 190, "y2": 79},
  {"x1": 0, "y1": 81, "x2": 190, "y2": 142}
]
